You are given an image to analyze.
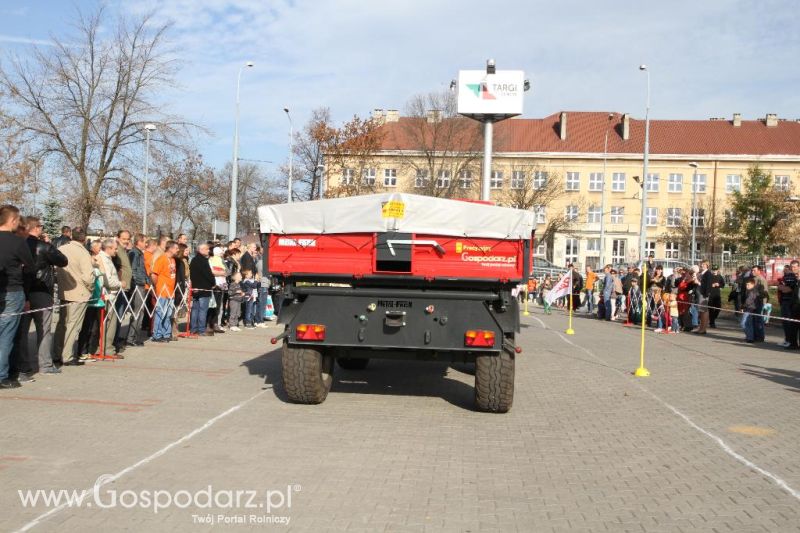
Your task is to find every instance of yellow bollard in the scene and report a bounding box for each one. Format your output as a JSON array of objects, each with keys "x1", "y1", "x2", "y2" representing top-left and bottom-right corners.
[
  {"x1": 634, "y1": 262, "x2": 650, "y2": 377},
  {"x1": 523, "y1": 290, "x2": 530, "y2": 316}
]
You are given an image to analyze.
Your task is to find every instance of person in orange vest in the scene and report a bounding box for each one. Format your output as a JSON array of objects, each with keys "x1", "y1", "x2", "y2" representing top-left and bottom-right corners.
[
  {"x1": 584, "y1": 266, "x2": 598, "y2": 314},
  {"x1": 150, "y1": 241, "x2": 177, "y2": 342}
]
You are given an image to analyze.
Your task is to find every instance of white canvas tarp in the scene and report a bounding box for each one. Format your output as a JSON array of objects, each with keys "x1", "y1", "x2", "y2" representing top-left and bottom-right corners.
[{"x1": 258, "y1": 193, "x2": 535, "y2": 239}]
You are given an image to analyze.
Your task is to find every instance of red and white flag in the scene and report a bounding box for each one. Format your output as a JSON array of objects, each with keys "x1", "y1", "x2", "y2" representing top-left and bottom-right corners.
[{"x1": 545, "y1": 271, "x2": 572, "y2": 305}]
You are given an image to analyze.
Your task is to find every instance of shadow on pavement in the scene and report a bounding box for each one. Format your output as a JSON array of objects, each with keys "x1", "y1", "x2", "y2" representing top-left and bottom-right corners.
[
  {"x1": 241, "y1": 351, "x2": 477, "y2": 410},
  {"x1": 740, "y1": 364, "x2": 800, "y2": 393}
]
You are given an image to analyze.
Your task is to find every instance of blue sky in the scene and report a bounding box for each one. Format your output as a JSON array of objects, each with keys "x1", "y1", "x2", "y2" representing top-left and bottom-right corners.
[{"x1": 1, "y1": 0, "x2": 799, "y2": 173}]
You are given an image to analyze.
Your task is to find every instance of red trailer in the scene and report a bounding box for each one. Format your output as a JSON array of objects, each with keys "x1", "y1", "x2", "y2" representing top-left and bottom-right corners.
[{"x1": 259, "y1": 193, "x2": 535, "y2": 412}]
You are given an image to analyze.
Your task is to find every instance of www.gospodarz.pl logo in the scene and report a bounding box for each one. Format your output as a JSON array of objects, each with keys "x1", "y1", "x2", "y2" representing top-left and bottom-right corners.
[{"x1": 18, "y1": 474, "x2": 298, "y2": 524}]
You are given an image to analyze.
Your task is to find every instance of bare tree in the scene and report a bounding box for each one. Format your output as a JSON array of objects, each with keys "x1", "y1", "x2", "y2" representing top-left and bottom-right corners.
[
  {"x1": 289, "y1": 107, "x2": 335, "y2": 201},
  {"x1": 497, "y1": 165, "x2": 583, "y2": 261},
  {"x1": 324, "y1": 114, "x2": 386, "y2": 198},
  {"x1": 216, "y1": 161, "x2": 284, "y2": 237},
  {"x1": 0, "y1": 7, "x2": 191, "y2": 228},
  {"x1": 659, "y1": 197, "x2": 723, "y2": 259},
  {"x1": 391, "y1": 91, "x2": 483, "y2": 198}
]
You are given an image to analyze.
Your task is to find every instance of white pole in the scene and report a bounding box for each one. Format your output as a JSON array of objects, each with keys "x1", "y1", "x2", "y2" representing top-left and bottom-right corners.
[
  {"x1": 481, "y1": 119, "x2": 493, "y2": 202},
  {"x1": 285, "y1": 108, "x2": 294, "y2": 203},
  {"x1": 691, "y1": 165, "x2": 698, "y2": 264},
  {"x1": 229, "y1": 68, "x2": 244, "y2": 240},
  {"x1": 143, "y1": 128, "x2": 151, "y2": 236},
  {"x1": 599, "y1": 115, "x2": 612, "y2": 267},
  {"x1": 230, "y1": 61, "x2": 253, "y2": 240},
  {"x1": 638, "y1": 66, "x2": 651, "y2": 262}
]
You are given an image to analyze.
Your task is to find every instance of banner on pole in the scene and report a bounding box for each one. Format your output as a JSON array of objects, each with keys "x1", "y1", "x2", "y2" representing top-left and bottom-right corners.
[{"x1": 545, "y1": 271, "x2": 572, "y2": 305}]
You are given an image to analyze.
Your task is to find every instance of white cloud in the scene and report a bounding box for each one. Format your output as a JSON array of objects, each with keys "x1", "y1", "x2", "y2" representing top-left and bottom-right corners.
[{"x1": 114, "y1": 0, "x2": 800, "y2": 168}]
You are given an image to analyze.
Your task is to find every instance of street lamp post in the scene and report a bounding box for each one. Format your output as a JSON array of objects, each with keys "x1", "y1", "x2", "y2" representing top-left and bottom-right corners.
[
  {"x1": 689, "y1": 162, "x2": 699, "y2": 264},
  {"x1": 638, "y1": 65, "x2": 651, "y2": 262},
  {"x1": 599, "y1": 113, "x2": 614, "y2": 268},
  {"x1": 284, "y1": 108, "x2": 293, "y2": 203},
  {"x1": 142, "y1": 123, "x2": 157, "y2": 235},
  {"x1": 229, "y1": 60, "x2": 254, "y2": 240},
  {"x1": 316, "y1": 163, "x2": 326, "y2": 200}
]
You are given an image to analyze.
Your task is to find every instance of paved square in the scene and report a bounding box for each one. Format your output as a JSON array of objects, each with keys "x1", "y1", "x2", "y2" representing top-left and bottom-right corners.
[{"x1": 1, "y1": 309, "x2": 799, "y2": 532}]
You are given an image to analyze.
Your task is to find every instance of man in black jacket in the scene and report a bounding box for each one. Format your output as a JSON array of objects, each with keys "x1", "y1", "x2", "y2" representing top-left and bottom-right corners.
[
  {"x1": 125, "y1": 234, "x2": 149, "y2": 346},
  {"x1": 51, "y1": 226, "x2": 72, "y2": 249},
  {"x1": 189, "y1": 243, "x2": 215, "y2": 336},
  {"x1": 240, "y1": 243, "x2": 257, "y2": 274},
  {"x1": 13, "y1": 217, "x2": 68, "y2": 377},
  {"x1": 0, "y1": 205, "x2": 35, "y2": 389},
  {"x1": 695, "y1": 260, "x2": 713, "y2": 334},
  {"x1": 708, "y1": 265, "x2": 725, "y2": 328}
]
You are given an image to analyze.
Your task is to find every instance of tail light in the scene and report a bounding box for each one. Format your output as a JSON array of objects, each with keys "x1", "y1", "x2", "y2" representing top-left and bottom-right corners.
[
  {"x1": 465, "y1": 329, "x2": 495, "y2": 347},
  {"x1": 296, "y1": 324, "x2": 326, "y2": 341}
]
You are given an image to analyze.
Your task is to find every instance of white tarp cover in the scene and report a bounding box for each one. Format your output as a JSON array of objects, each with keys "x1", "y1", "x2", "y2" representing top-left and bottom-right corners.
[{"x1": 258, "y1": 193, "x2": 535, "y2": 239}]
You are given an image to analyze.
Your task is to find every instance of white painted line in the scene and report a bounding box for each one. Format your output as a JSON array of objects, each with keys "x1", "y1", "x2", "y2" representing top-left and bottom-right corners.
[
  {"x1": 529, "y1": 314, "x2": 800, "y2": 503},
  {"x1": 14, "y1": 389, "x2": 268, "y2": 532}
]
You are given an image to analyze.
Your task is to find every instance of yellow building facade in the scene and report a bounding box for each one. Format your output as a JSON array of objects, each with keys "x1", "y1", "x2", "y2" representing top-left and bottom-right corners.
[{"x1": 324, "y1": 111, "x2": 800, "y2": 269}]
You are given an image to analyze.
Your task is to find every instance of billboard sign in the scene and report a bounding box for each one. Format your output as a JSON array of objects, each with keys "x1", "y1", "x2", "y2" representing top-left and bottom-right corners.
[{"x1": 457, "y1": 69, "x2": 525, "y2": 119}]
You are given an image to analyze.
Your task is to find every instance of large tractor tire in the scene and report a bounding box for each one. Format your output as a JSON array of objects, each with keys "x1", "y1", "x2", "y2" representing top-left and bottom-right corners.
[
  {"x1": 282, "y1": 342, "x2": 334, "y2": 404},
  {"x1": 474, "y1": 350, "x2": 514, "y2": 413},
  {"x1": 336, "y1": 357, "x2": 370, "y2": 370}
]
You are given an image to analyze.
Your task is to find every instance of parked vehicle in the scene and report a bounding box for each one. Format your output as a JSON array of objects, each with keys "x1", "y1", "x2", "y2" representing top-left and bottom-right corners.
[{"x1": 259, "y1": 193, "x2": 535, "y2": 413}]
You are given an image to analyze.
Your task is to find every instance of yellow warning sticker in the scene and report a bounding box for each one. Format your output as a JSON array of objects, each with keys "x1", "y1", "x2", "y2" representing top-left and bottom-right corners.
[
  {"x1": 381, "y1": 201, "x2": 405, "y2": 219},
  {"x1": 455, "y1": 242, "x2": 463, "y2": 253}
]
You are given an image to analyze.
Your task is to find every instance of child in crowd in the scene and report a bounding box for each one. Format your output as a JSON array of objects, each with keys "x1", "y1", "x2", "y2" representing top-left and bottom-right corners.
[
  {"x1": 227, "y1": 272, "x2": 243, "y2": 331},
  {"x1": 241, "y1": 270, "x2": 258, "y2": 328},
  {"x1": 669, "y1": 291, "x2": 680, "y2": 333},
  {"x1": 628, "y1": 278, "x2": 643, "y2": 325}
]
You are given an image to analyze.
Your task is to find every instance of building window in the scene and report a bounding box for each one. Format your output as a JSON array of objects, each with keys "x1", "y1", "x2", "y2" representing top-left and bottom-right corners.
[
  {"x1": 610, "y1": 206, "x2": 624, "y2": 224},
  {"x1": 565, "y1": 205, "x2": 579, "y2": 222},
  {"x1": 665, "y1": 242, "x2": 680, "y2": 259},
  {"x1": 611, "y1": 172, "x2": 625, "y2": 192},
  {"x1": 644, "y1": 241, "x2": 656, "y2": 258},
  {"x1": 490, "y1": 170, "x2": 503, "y2": 189},
  {"x1": 414, "y1": 169, "x2": 429, "y2": 188},
  {"x1": 666, "y1": 207, "x2": 682, "y2": 227},
  {"x1": 533, "y1": 205, "x2": 546, "y2": 224},
  {"x1": 726, "y1": 174, "x2": 741, "y2": 193},
  {"x1": 458, "y1": 170, "x2": 473, "y2": 189},
  {"x1": 565, "y1": 238, "x2": 578, "y2": 265},
  {"x1": 691, "y1": 208, "x2": 705, "y2": 227},
  {"x1": 645, "y1": 207, "x2": 658, "y2": 227},
  {"x1": 668, "y1": 173, "x2": 683, "y2": 193},
  {"x1": 775, "y1": 175, "x2": 790, "y2": 191},
  {"x1": 436, "y1": 170, "x2": 451, "y2": 188},
  {"x1": 362, "y1": 167, "x2": 376, "y2": 186},
  {"x1": 646, "y1": 173, "x2": 659, "y2": 192},
  {"x1": 724, "y1": 209, "x2": 736, "y2": 225},
  {"x1": 511, "y1": 170, "x2": 525, "y2": 190},
  {"x1": 566, "y1": 172, "x2": 580, "y2": 191},
  {"x1": 586, "y1": 238, "x2": 601, "y2": 252},
  {"x1": 384, "y1": 168, "x2": 397, "y2": 187},
  {"x1": 587, "y1": 205, "x2": 601, "y2": 223},
  {"x1": 693, "y1": 173, "x2": 707, "y2": 193},
  {"x1": 535, "y1": 240, "x2": 547, "y2": 257},
  {"x1": 533, "y1": 171, "x2": 548, "y2": 190},
  {"x1": 612, "y1": 239, "x2": 626, "y2": 264},
  {"x1": 342, "y1": 168, "x2": 355, "y2": 185},
  {"x1": 589, "y1": 172, "x2": 603, "y2": 192}
]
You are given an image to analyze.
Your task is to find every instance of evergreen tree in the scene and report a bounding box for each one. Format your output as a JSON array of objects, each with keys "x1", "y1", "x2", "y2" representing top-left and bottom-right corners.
[{"x1": 42, "y1": 198, "x2": 63, "y2": 238}]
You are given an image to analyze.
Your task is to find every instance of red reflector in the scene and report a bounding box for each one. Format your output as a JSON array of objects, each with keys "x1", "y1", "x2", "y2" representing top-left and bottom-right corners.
[
  {"x1": 465, "y1": 329, "x2": 495, "y2": 347},
  {"x1": 296, "y1": 324, "x2": 326, "y2": 341}
]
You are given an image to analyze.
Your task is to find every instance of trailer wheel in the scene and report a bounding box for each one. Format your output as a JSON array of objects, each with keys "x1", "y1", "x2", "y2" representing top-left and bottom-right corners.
[
  {"x1": 474, "y1": 351, "x2": 514, "y2": 413},
  {"x1": 281, "y1": 342, "x2": 334, "y2": 404},
  {"x1": 337, "y1": 357, "x2": 370, "y2": 370}
]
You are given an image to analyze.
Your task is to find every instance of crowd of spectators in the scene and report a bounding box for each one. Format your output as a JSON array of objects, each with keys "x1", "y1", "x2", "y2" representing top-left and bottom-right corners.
[
  {"x1": 0, "y1": 204, "x2": 280, "y2": 389},
  {"x1": 532, "y1": 257, "x2": 800, "y2": 348}
]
